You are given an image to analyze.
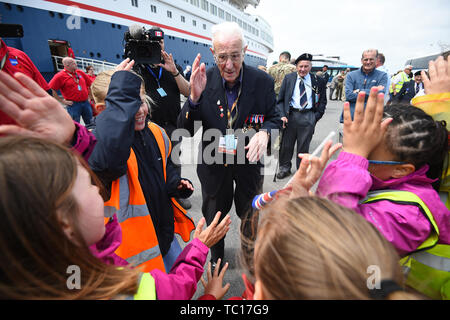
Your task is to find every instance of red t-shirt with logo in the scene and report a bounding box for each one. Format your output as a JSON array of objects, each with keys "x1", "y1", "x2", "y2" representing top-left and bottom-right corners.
[
  {"x1": 49, "y1": 68, "x2": 93, "y2": 102},
  {"x1": 0, "y1": 39, "x2": 50, "y2": 125}
]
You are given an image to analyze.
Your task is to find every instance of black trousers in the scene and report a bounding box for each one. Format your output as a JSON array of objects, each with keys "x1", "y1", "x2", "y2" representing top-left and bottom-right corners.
[
  {"x1": 201, "y1": 164, "x2": 263, "y2": 264},
  {"x1": 279, "y1": 109, "x2": 316, "y2": 172}
]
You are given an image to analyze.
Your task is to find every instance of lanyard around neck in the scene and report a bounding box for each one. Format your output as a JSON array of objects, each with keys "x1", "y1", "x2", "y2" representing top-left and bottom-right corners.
[
  {"x1": 65, "y1": 69, "x2": 80, "y2": 84},
  {"x1": 0, "y1": 51, "x2": 8, "y2": 71},
  {"x1": 147, "y1": 66, "x2": 163, "y2": 87}
]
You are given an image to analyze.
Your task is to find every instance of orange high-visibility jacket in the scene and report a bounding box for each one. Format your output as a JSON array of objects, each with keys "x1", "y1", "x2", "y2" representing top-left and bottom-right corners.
[{"x1": 104, "y1": 122, "x2": 195, "y2": 273}]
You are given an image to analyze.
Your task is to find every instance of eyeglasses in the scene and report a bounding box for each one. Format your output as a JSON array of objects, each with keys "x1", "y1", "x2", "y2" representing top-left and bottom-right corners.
[
  {"x1": 368, "y1": 160, "x2": 407, "y2": 165},
  {"x1": 214, "y1": 52, "x2": 243, "y2": 64}
]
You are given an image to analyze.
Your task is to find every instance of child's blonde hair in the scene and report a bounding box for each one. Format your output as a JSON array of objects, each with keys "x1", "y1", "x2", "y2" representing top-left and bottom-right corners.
[
  {"x1": 90, "y1": 69, "x2": 153, "y2": 114},
  {"x1": 248, "y1": 196, "x2": 421, "y2": 300}
]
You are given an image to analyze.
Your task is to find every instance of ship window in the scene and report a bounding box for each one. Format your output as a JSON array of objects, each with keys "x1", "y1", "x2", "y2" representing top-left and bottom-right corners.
[
  {"x1": 90, "y1": 52, "x2": 94, "y2": 58},
  {"x1": 131, "y1": 0, "x2": 138, "y2": 7},
  {"x1": 192, "y1": 20, "x2": 196, "y2": 27},
  {"x1": 210, "y1": 4, "x2": 217, "y2": 16},
  {"x1": 201, "y1": 0, "x2": 208, "y2": 11},
  {"x1": 232, "y1": 16, "x2": 237, "y2": 22},
  {"x1": 190, "y1": 0, "x2": 199, "y2": 7},
  {"x1": 4, "y1": 3, "x2": 12, "y2": 10},
  {"x1": 16, "y1": 5, "x2": 24, "y2": 12},
  {"x1": 91, "y1": 19, "x2": 96, "y2": 24},
  {"x1": 97, "y1": 52, "x2": 101, "y2": 58},
  {"x1": 83, "y1": 17, "x2": 88, "y2": 23},
  {"x1": 167, "y1": 10, "x2": 172, "y2": 18},
  {"x1": 150, "y1": 5, "x2": 157, "y2": 13},
  {"x1": 49, "y1": 11, "x2": 55, "y2": 17},
  {"x1": 181, "y1": 16, "x2": 185, "y2": 23},
  {"x1": 203, "y1": 24, "x2": 206, "y2": 30},
  {"x1": 218, "y1": 8, "x2": 224, "y2": 19},
  {"x1": 116, "y1": 54, "x2": 120, "y2": 59},
  {"x1": 112, "y1": 23, "x2": 116, "y2": 28},
  {"x1": 118, "y1": 25, "x2": 122, "y2": 29},
  {"x1": 58, "y1": 13, "x2": 64, "y2": 19},
  {"x1": 226, "y1": 13, "x2": 231, "y2": 21}
]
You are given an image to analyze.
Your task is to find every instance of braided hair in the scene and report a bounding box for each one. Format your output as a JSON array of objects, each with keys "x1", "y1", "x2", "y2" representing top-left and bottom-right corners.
[{"x1": 384, "y1": 104, "x2": 448, "y2": 190}]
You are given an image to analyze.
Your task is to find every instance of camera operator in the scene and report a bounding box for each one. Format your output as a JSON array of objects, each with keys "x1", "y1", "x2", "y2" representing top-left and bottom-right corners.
[{"x1": 126, "y1": 25, "x2": 192, "y2": 209}]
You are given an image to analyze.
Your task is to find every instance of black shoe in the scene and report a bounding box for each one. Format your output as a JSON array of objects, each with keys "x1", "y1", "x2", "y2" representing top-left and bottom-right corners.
[
  {"x1": 276, "y1": 170, "x2": 291, "y2": 180},
  {"x1": 176, "y1": 198, "x2": 192, "y2": 210}
]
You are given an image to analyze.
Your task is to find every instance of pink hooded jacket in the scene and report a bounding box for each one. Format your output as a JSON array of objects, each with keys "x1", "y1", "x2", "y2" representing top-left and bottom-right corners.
[{"x1": 317, "y1": 151, "x2": 450, "y2": 257}]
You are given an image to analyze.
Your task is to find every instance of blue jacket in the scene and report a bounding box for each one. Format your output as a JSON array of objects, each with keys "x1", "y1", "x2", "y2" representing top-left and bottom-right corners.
[{"x1": 341, "y1": 67, "x2": 388, "y2": 122}]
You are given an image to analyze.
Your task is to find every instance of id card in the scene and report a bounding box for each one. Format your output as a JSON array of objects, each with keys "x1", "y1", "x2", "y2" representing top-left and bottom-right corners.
[
  {"x1": 218, "y1": 134, "x2": 237, "y2": 155},
  {"x1": 157, "y1": 87, "x2": 167, "y2": 97},
  {"x1": 77, "y1": 84, "x2": 82, "y2": 91}
]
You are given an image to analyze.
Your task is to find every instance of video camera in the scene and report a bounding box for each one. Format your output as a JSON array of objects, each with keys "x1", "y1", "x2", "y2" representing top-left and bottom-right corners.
[
  {"x1": 124, "y1": 24, "x2": 164, "y2": 65},
  {"x1": 0, "y1": 24, "x2": 24, "y2": 38}
]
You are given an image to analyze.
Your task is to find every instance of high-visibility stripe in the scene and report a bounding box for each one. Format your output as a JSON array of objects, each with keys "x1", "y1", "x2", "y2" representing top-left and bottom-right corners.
[
  {"x1": 126, "y1": 245, "x2": 162, "y2": 267},
  {"x1": 412, "y1": 251, "x2": 450, "y2": 272},
  {"x1": 411, "y1": 245, "x2": 450, "y2": 277}
]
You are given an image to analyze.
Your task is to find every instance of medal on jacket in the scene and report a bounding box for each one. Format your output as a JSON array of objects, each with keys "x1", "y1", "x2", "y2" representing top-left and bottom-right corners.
[{"x1": 217, "y1": 100, "x2": 224, "y2": 118}]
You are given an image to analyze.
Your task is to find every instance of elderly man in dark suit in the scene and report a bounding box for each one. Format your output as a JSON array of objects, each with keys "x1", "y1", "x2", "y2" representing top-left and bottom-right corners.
[
  {"x1": 394, "y1": 70, "x2": 423, "y2": 104},
  {"x1": 178, "y1": 22, "x2": 281, "y2": 265},
  {"x1": 276, "y1": 53, "x2": 327, "y2": 179}
]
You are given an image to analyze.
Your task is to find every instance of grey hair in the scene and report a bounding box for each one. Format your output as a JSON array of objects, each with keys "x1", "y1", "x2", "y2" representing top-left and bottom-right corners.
[
  {"x1": 211, "y1": 22, "x2": 246, "y2": 50},
  {"x1": 361, "y1": 49, "x2": 378, "y2": 59}
]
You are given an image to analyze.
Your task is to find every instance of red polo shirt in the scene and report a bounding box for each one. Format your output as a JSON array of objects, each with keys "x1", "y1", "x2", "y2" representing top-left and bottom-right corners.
[
  {"x1": 49, "y1": 68, "x2": 93, "y2": 102},
  {"x1": 0, "y1": 39, "x2": 50, "y2": 125}
]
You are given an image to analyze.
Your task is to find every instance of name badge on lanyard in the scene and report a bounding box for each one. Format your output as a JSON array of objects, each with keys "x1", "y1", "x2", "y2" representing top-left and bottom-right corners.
[
  {"x1": 147, "y1": 66, "x2": 167, "y2": 97},
  {"x1": 218, "y1": 134, "x2": 237, "y2": 155}
]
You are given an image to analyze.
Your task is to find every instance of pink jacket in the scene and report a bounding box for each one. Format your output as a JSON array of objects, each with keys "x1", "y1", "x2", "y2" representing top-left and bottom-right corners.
[
  {"x1": 317, "y1": 151, "x2": 450, "y2": 257},
  {"x1": 150, "y1": 238, "x2": 209, "y2": 300}
]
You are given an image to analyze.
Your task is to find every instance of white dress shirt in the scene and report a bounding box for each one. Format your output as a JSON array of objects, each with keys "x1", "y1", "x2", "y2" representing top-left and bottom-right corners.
[{"x1": 290, "y1": 73, "x2": 313, "y2": 110}]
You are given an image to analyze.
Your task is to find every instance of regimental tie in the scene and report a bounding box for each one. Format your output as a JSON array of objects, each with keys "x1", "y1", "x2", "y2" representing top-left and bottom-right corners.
[
  {"x1": 299, "y1": 78, "x2": 308, "y2": 109},
  {"x1": 415, "y1": 83, "x2": 420, "y2": 94}
]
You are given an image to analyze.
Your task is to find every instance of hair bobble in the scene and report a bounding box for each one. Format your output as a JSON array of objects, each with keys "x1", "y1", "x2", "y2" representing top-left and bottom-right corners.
[
  {"x1": 437, "y1": 120, "x2": 447, "y2": 128},
  {"x1": 368, "y1": 279, "x2": 403, "y2": 300}
]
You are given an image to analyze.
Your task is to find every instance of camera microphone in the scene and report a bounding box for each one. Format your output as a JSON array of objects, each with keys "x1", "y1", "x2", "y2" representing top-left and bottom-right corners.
[{"x1": 128, "y1": 24, "x2": 145, "y2": 40}]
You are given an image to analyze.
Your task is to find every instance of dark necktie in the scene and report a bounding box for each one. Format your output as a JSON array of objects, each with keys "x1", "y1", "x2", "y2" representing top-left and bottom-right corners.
[
  {"x1": 299, "y1": 78, "x2": 308, "y2": 109},
  {"x1": 415, "y1": 83, "x2": 420, "y2": 94}
]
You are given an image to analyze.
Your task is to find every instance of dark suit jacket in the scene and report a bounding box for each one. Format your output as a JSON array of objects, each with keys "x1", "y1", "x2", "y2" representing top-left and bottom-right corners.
[
  {"x1": 177, "y1": 63, "x2": 282, "y2": 196},
  {"x1": 394, "y1": 80, "x2": 421, "y2": 103},
  {"x1": 276, "y1": 71, "x2": 327, "y2": 122}
]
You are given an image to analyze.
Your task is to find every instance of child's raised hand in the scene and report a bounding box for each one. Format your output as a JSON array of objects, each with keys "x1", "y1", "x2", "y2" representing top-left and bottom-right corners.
[
  {"x1": 0, "y1": 71, "x2": 75, "y2": 145},
  {"x1": 200, "y1": 258, "x2": 230, "y2": 300},
  {"x1": 342, "y1": 87, "x2": 392, "y2": 158},
  {"x1": 114, "y1": 58, "x2": 135, "y2": 72},
  {"x1": 422, "y1": 55, "x2": 450, "y2": 94},
  {"x1": 287, "y1": 140, "x2": 342, "y2": 198},
  {"x1": 193, "y1": 212, "x2": 231, "y2": 248}
]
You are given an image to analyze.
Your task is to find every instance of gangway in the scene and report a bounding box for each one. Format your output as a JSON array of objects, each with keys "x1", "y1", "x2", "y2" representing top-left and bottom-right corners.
[{"x1": 51, "y1": 55, "x2": 117, "y2": 74}]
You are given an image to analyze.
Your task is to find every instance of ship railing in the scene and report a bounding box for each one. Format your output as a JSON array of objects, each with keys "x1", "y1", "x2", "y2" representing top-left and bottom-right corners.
[{"x1": 51, "y1": 55, "x2": 118, "y2": 74}]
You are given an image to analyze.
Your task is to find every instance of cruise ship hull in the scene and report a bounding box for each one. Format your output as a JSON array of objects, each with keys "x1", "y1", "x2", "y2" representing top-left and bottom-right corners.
[{"x1": 1, "y1": 0, "x2": 269, "y2": 81}]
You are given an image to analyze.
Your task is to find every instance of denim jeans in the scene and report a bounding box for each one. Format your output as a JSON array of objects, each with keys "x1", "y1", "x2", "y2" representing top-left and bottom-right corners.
[
  {"x1": 67, "y1": 100, "x2": 93, "y2": 125},
  {"x1": 162, "y1": 236, "x2": 182, "y2": 272}
]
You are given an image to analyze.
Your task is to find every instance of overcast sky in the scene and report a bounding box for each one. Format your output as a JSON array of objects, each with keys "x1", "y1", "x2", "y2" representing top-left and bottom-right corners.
[{"x1": 246, "y1": 0, "x2": 450, "y2": 73}]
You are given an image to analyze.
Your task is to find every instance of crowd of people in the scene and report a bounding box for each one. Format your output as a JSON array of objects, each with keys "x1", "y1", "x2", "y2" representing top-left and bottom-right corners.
[{"x1": 0, "y1": 20, "x2": 449, "y2": 301}]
